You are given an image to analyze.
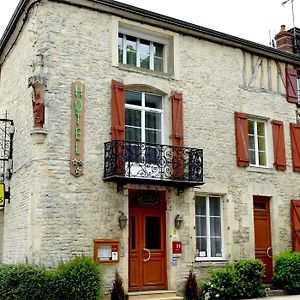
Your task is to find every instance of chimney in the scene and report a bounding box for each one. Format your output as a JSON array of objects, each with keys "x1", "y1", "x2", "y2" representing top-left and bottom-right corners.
[{"x1": 274, "y1": 25, "x2": 293, "y2": 53}]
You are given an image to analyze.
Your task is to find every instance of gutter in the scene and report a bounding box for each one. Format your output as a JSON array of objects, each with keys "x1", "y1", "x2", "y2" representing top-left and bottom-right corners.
[{"x1": 1, "y1": 0, "x2": 300, "y2": 67}]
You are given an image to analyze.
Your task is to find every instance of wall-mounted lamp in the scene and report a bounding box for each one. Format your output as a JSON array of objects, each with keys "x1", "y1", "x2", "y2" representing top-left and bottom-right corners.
[
  {"x1": 175, "y1": 214, "x2": 183, "y2": 229},
  {"x1": 118, "y1": 211, "x2": 128, "y2": 229}
]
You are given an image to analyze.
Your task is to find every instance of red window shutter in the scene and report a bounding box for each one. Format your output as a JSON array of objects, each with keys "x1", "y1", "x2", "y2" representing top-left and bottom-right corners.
[
  {"x1": 286, "y1": 67, "x2": 298, "y2": 104},
  {"x1": 290, "y1": 123, "x2": 300, "y2": 172},
  {"x1": 170, "y1": 92, "x2": 184, "y2": 180},
  {"x1": 272, "y1": 120, "x2": 286, "y2": 171},
  {"x1": 234, "y1": 112, "x2": 249, "y2": 167},
  {"x1": 111, "y1": 80, "x2": 125, "y2": 141},
  {"x1": 291, "y1": 200, "x2": 300, "y2": 252},
  {"x1": 170, "y1": 92, "x2": 184, "y2": 147}
]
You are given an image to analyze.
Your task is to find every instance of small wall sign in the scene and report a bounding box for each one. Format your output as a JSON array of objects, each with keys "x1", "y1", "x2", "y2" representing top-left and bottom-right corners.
[
  {"x1": 172, "y1": 241, "x2": 182, "y2": 257},
  {"x1": 0, "y1": 183, "x2": 5, "y2": 207},
  {"x1": 70, "y1": 81, "x2": 85, "y2": 177},
  {"x1": 94, "y1": 240, "x2": 120, "y2": 263}
]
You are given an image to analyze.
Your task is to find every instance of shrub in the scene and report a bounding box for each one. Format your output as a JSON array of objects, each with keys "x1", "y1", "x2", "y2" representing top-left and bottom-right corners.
[
  {"x1": 273, "y1": 251, "x2": 300, "y2": 294},
  {"x1": 184, "y1": 270, "x2": 198, "y2": 300},
  {"x1": 111, "y1": 270, "x2": 125, "y2": 300},
  {"x1": 199, "y1": 259, "x2": 265, "y2": 300},
  {"x1": 0, "y1": 256, "x2": 103, "y2": 300}
]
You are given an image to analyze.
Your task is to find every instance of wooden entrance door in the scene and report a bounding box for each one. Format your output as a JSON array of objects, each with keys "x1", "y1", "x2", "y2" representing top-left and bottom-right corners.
[
  {"x1": 253, "y1": 196, "x2": 272, "y2": 282},
  {"x1": 129, "y1": 190, "x2": 167, "y2": 291}
]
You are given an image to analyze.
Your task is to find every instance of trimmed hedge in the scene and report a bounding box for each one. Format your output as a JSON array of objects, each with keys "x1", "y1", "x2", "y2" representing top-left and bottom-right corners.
[
  {"x1": 0, "y1": 256, "x2": 103, "y2": 300},
  {"x1": 273, "y1": 251, "x2": 300, "y2": 295},
  {"x1": 199, "y1": 259, "x2": 266, "y2": 300}
]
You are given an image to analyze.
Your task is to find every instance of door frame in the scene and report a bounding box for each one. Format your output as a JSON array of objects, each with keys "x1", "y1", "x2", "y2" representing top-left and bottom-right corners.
[{"x1": 128, "y1": 189, "x2": 167, "y2": 292}]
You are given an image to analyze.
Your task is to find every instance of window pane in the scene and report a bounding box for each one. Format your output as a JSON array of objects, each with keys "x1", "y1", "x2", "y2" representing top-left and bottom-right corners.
[
  {"x1": 257, "y1": 122, "x2": 265, "y2": 136},
  {"x1": 209, "y1": 197, "x2": 221, "y2": 216},
  {"x1": 249, "y1": 149, "x2": 255, "y2": 165},
  {"x1": 126, "y1": 91, "x2": 141, "y2": 106},
  {"x1": 153, "y1": 42, "x2": 164, "y2": 58},
  {"x1": 125, "y1": 109, "x2": 141, "y2": 127},
  {"x1": 248, "y1": 120, "x2": 254, "y2": 134},
  {"x1": 145, "y1": 94, "x2": 162, "y2": 109},
  {"x1": 196, "y1": 238, "x2": 207, "y2": 257},
  {"x1": 211, "y1": 238, "x2": 222, "y2": 257},
  {"x1": 118, "y1": 34, "x2": 123, "y2": 63},
  {"x1": 146, "y1": 112, "x2": 161, "y2": 130},
  {"x1": 258, "y1": 136, "x2": 265, "y2": 151},
  {"x1": 125, "y1": 127, "x2": 141, "y2": 142},
  {"x1": 154, "y1": 57, "x2": 164, "y2": 72},
  {"x1": 249, "y1": 135, "x2": 255, "y2": 150},
  {"x1": 196, "y1": 216, "x2": 207, "y2": 236},
  {"x1": 126, "y1": 35, "x2": 137, "y2": 66},
  {"x1": 145, "y1": 129, "x2": 161, "y2": 144},
  {"x1": 145, "y1": 216, "x2": 161, "y2": 249},
  {"x1": 140, "y1": 39, "x2": 150, "y2": 69},
  {"x1": 259, "y1": 151, "x2": 266, "y2": 166},
  {"x1": 195, "y1": 197, "x2": 206, "y2": 215},
  {"x1": 210, "y1": 217, "x2": 221, "y2": 236}
]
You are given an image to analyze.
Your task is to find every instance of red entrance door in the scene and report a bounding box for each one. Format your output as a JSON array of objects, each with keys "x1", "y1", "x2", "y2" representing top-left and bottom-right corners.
[
  {"x1": 253, "y1": 196, "x2": 272, "y2": 282},
  {"x1": 129, "y1": 190, "x2": 167, "y2": 291}
]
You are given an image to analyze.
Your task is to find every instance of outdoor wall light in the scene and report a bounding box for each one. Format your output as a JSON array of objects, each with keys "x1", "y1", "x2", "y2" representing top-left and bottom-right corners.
[
  {"x1": 175, "y1": 214, "x2": 183, "y2": 229},
  {"x1": 118, "y1": 211, "x2": 128, "y2": 229}
]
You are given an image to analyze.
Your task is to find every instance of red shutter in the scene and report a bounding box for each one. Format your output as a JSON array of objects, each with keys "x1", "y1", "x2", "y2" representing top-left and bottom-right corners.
[
  {"x1": 170, "y1": 92, "x2": 184, "y2": 180},
  {"x1": 111, "y1": 80, "x2": 125, "y2": 175},
  {"x1": 234, "y1": 112, "x2": 249, "y2": 167},
  {"x1": 286, "y1": 67, "x2": 298, "y2": 104},
  {"x1": 291, "y1": 200, "x2": 300, "y2": 252},
  {"x1": 290, "y1": 123, "x2": 300, "y2": 172},
  {"x1": 111, "y1": 80, "x2": 125, "y2": 141},
  {"x1": 272, "y1": 120, "x2": 286, "y2": 171},
  {"x1": 170, "y1": 92, "x2": 184, "y2": 147}
]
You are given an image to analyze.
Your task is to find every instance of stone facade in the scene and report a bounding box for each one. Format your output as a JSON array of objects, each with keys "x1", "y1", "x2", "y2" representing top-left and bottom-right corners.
[{"x1": 0, "y1": 0, "x2": 300, "y2": 296}]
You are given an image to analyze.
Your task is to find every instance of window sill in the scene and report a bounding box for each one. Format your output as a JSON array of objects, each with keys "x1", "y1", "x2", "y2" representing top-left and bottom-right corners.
[
  {"x1": 247, "y1": 166, "x2": 275, "y2": 174},
  {"x1": 116, "y1": 64, "x2": 174, "y2": 80},
  {"x1": 194, "y1": 259, "x2": 228, "y2": 266}
]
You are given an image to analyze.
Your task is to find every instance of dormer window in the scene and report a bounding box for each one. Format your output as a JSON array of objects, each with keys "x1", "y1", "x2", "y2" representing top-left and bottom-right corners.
[{"x1": 118, "y1": 31, "x2": 167, "y2": 73}]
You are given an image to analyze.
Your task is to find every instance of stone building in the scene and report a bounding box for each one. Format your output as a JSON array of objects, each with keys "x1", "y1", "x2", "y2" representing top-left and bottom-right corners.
[{"x1": 0, "y1": 0, "x2": 300, "y2": 298}]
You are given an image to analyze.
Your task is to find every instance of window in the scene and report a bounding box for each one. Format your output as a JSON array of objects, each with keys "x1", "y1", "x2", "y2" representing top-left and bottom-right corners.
[
  {"x1": 195, "y1": 196, "x2": 224, "y2": 260},
  {"x1": 118, "y1": 32, "x2": 167, "y2": 73},
  {"x1": 297, "y1": 74, "x2": 300, "y2": 102},
  {"x1": 248, "y1": 119, "x2": 267, "y2": 167},
  {"x1": 125, "y1": 90, "x2": 163, "y2": 163}
]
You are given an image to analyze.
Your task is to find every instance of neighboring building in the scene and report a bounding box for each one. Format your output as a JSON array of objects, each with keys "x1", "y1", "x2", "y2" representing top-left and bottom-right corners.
[{"x1": 0, "y1": 0, "x2": 300, "y2": 298}]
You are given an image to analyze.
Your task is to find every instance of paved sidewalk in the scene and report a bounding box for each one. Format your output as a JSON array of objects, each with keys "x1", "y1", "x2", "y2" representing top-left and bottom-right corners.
[{"x1": 244, "y1": 296, "x2": 300, "y2": 300}]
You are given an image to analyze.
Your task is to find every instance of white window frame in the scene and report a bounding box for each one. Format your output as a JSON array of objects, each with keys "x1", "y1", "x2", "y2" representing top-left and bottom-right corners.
[
  {"x1": 125, "y1": 91, "x2": 164, "y2": 144},
  {"x1": 119, "y1": 28, "x2": 168, "y2": 73},
  {"x1": 248, "y1": 118, "x2": 268, "y2": 168},
  {"x1": 195, "y1": 195, "x2": 225, "y2": 261},
  {"x1": 297, "y1": 74, "x2": 300, "y2": 103}
]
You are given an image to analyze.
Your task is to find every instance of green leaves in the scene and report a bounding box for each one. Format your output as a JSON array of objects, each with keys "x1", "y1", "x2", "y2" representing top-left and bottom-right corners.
[
  {"x1": 273, "y1": 251, "x2": 300, "y2": 295},
  {"x1": 0, "y1": 256, "x2": 103, "y2": 300},
  {"x1": 199, "y1": 259, "x2": 266, "y2": 300}
]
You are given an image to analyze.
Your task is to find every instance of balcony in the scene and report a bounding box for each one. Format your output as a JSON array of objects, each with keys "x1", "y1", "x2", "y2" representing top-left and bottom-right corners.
[{"x1": 103, "y1": 140, "x2": 203, "y2": 192}]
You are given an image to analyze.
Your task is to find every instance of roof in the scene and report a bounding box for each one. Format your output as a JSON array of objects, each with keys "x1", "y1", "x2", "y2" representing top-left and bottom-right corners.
[{"x1": 1, "y1": 0, "x2": 300, "y2": 66}]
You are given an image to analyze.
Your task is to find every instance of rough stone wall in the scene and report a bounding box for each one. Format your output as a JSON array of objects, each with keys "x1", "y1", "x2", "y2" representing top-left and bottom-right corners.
[{"x1": 0, "y1": 0, "x2": 299, "y2": 295}]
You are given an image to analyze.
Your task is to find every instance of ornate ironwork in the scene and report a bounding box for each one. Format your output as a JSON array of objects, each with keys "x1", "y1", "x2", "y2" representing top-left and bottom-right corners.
[
  {"x1": 104, "y1": 140, "x2": 203, "y2": 187},
  {"x1": 0, "y1": 115, "x2": 14, "y2": 182}
]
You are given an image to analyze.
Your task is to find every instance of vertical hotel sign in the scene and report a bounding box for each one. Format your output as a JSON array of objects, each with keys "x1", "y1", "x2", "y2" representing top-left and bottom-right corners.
[
  {"x1": 0, "y1": 183, "x2": 5, "y2": 207},
  {"x1": 70, "y1": 81, "x2": 85, "y2": 177}
]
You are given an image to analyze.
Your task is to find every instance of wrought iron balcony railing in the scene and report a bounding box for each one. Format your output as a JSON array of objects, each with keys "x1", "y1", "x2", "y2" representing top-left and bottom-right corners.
[{"x1": 103, "y1": 140, "x2": 203, "y2": 189}]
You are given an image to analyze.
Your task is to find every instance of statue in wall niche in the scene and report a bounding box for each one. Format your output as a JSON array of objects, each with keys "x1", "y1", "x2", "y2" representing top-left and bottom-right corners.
[{"x1": 32, "y1": 91, "x2": 45, "y2": 128}]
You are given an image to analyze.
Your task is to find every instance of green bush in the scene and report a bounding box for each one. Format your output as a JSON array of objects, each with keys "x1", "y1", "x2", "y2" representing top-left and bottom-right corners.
[
  {"x1": 199, "y1": 259, "x2": 265, "y2": 300},
  {"x1": 273, "y1": 251, "x2": 300, "y2": 294},
  {"x1": 0, "y1": 256, "x2": 103, "y2": 300}
]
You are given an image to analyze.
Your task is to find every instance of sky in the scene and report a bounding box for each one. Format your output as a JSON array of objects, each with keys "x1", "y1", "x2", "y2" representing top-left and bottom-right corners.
[{"x1": 0, "y1": 0, "x2": 299, "y2": 47}]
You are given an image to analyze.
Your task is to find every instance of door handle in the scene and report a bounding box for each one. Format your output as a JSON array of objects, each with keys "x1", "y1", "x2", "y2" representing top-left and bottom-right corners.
[
  {"x1": 143, "y1": 248, "x2": 151, "y2": 262},
  {"x1": 266, "y1": 247, "x2": 272, "y2": 258}
]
